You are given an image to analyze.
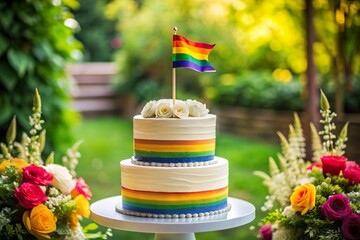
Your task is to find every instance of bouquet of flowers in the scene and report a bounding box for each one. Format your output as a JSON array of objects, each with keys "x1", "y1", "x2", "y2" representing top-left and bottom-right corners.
[
  {"x1": 0, "y1": 90, "x2": 111, "y2": 239},
  {"x1": 255, "y1": 91, "x2": 360, "y2": 240}
]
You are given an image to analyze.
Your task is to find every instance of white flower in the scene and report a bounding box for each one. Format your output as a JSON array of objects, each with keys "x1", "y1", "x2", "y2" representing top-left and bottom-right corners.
[
  {"x1": 272, "y1": 226, "x2": 293, "y2": 240},
  {"x1": 141, "y1": 100, "x2": 157, "y2": 118},
  {"x1": 155, "y1": 99, "x2": 173, "y2": 118},
  {"x1": 173, "y1": 101, "x2": 189, "y2": 118},
  {"x1": 186, "y1": 99, "x2": 209, "y2": 117},
  {"x1": 282, "y1": 205, "x2": 296, "y2": 218},
  {"x1": 45, "y1": 164, "x2": 75, "y2": 194},
  {"x1": 297, "y1": 177, "x2": 314, "y2": 185}
]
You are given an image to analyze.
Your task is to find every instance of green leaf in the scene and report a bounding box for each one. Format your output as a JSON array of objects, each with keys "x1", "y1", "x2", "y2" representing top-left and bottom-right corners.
[
  {"x1": 32, "y1": 41, "x2": 54, "y2": 61},
  {"x1": 0, "y1": 62, "x2": 18, "y2": 91},
  {"x1": 83, "y1": 223, "x2": 99, "y2": 231},
  {"x1": 45, "y1": 152, "x2": 54, "y2": 165},
  {"x1": 0, "y1": 35, "x2": 8, "y2": 56},
  {"x1": 6, "y1": 116, "x2": 17, "y2": 145},
  {"x1": 320, "y1": 89, "x2": 330, "y2": 111},
  {"x1": 339, "y1": 122, "x2": 349, "y2": 139},
  {"x1": 0, "y1": 97, "x2": 13, "y2": 125},
  {"x1": 7, "y1": 49, "x2": 30, "y2": 78},
  {"x1": 0, "y1": 10, "x2": 14, "y2": 29}
]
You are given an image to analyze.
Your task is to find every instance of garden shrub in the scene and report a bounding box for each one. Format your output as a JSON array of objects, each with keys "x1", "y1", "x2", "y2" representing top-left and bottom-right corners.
[{"x1": 0, "y1": 0, "x2": 82, "y2": 158}]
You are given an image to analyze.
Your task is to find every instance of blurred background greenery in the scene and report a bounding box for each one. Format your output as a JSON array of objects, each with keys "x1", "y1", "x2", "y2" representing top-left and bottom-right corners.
[
  {"x1": 1, "y1": 0, "x2": 360, "y2": 239},
  {"x1": 104, "y1": 0, "x2": 360, "y2": 113}
]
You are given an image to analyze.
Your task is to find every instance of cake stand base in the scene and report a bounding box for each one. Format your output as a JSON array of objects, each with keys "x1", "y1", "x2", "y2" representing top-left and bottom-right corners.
[
  {"x1": 154, "y1": 233, "x2": 195, "y2": 240},
  {"x1": 90, "y1": 196, "x2": 255, "y2": 240}
]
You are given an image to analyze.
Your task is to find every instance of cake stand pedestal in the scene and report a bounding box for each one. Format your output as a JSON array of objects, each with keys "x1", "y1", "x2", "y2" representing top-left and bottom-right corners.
[{"x1": 90, "y1": 196, "x2": 255, "y2": 240}]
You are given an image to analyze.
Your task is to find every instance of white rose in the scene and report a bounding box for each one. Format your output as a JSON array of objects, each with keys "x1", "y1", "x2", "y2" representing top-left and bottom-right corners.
[
  {"x1": 155, "y1": 99, "x2": 173, "y2": 118},
  {"x1": 141, "y1": 100, "x2": 156, "y2": 118},
  {"x1": 186, "y1": 99, "x2": 209, "y2": 117},
  {"x1": 173, "y1": 101, "x2": 189, "y2": 118},
  {"x1": 282, "y1": 205, "x2": 296, "y2": 218},
  {"x1": 272, "y1": 226, "x2": 293, "y2": 240},
  {"x1": 45, "y1": 164, "x2": 75, "y2": 194}
]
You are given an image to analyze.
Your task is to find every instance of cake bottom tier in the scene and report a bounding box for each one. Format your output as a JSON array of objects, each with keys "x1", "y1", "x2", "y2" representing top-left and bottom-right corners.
[{"x1": 120, "y1": 157, "x2": 229, "y2": 218}]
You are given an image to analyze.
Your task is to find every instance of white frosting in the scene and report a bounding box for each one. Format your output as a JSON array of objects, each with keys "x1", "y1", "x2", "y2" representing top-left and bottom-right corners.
[
  {"x1": 133, "y1": 114, "x2": 216, "y2": 140},
  {"x1": 121, "y1": 157, "x2": 228, "y2": 192}
]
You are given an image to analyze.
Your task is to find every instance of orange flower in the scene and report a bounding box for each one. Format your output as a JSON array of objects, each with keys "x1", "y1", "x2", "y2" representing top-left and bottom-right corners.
[
  {"x1": 290, "y1": 183, "x2": 316, "y2": 215},
  {"x1": 74, "y1": 194, "x2": 90, "y2": 218},
  {"x1": 68, "y1": 211, "x2": 79, "y2": 230},
  {"x1": 22, "y1": 204, "x2": 57, "y2": 240},
  {"x1": 0, "y1": 158, "x2": 29, "y2": 174}
]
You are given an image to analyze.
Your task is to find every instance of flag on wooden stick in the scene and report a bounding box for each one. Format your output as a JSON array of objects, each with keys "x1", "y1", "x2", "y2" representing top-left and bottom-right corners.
[{"x1": 172, "y1": 35, "x2": 216, "y2": 72}]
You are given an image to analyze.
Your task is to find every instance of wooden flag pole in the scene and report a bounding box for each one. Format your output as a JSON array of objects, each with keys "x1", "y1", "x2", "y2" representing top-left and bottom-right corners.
[
  {"x1": 172, "y1": 68, "x2": 176, "y2": 105},
  {"x1": 172, "y1": 26, "x2": 177, "y2": 105}
]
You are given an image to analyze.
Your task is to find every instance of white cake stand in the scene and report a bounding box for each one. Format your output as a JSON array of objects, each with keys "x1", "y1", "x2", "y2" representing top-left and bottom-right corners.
[{"x1": 90, "y1": 196, "x2": 255, "y2": 240}]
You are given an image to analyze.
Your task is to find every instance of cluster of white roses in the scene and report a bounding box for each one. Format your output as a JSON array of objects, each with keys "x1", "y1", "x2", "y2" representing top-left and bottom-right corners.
[{"x1": 141, "y1": 99, "x2": 209, "y2": 118}]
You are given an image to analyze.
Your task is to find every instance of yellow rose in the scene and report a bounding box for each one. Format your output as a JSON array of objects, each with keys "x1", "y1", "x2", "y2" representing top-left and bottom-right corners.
[
  {"x1": 290, "y1": 183, "x2": 316, "y2": 215},
  {"x1": 68, "y1": 211, "x2": 79, "y2": 230},
  {"x1": 0, "y1": 158, "x2": 29, "y2": 174},
  {"x1": 22, "y1": 204, "x2": 57, "y2": 240},
  {"x1": 74, "y1": 194, "x2": 90, "y2": 218}
]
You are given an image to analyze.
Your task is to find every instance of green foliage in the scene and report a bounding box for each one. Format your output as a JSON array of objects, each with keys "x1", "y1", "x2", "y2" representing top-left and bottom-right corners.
[
  {"x1": 0, "y1": 167, "x2": 29, "y2": 240},
  {"x1": 262, "y1": 168, "x2": 359, "y2": 240},
  {"x1": 0, "y1": 167, "x2": 21, "y2": 204},
  {"x1": 0, "y1": 0, "x2": 82, "y2": 159},
  {"x1": 209, "y1": 71, "x2": 304, "y2": 110},
  {"x1": 73, "y1": 0, "x2": 117, "y2": 61},
  {"x1": 106, "y1": 0, "x2": 307, "y2": 104},
  {"x1": 107, "y1": 0, "x2": 360, "y2": 111}
]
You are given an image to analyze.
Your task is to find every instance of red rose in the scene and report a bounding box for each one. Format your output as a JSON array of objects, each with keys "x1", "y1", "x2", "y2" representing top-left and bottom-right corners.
[
  {"x1": 14, "y1": 182, "x2": 47, "y2": 209},
  {"x1": 71, "y1": 177, "x2": 92, "y2": 200},
  {"x1": 343, "y1": 161, "x2": 360, "y2": 185},
  {"x1": 320, "y1": 155, "x2": 347, "y2": 176},
  {"x1": 23, "y1": 164, "x2": 53, "y2": 186}
]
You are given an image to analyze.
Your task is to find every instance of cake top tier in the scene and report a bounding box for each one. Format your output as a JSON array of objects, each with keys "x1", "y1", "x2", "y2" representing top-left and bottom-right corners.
[
  {"x1": 140, "y1": 99, "x2": 209, "y2": 118},
  {"x1": 133, "y1": 114, "x2": 216, "y2": 140}
]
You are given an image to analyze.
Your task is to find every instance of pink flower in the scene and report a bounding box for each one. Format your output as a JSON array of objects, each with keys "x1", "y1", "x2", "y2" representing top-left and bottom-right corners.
[
  {"x1": 341, "y1": 214, "x2": 360, "y2": 240},
  {"x1": 71, "y1": 177, "x2": 92, "y2": 200},
  {"x1": 259, "y1": 224, "x2": 272, "y2": 240},
  {"x1": 320, "y1": 155, "x2": 347, "y2": 176},
  {"x1": 343, "y1": 161, "x2": 360, "y2": 185},
  {"x1": 321, "y1": 194, "x2": 352, "y2": 221},
  {"x1": 22, "y1": 164, "x2": 53, "y2": 186},
  {"x1": 14, "y1": 182, "x2": 47, "y2": 209}
]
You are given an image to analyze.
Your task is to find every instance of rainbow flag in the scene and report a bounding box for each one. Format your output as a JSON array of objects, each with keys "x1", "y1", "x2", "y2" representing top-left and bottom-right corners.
[{"x1": 172, "y1": 35, "x2": 216, "y2": 72}]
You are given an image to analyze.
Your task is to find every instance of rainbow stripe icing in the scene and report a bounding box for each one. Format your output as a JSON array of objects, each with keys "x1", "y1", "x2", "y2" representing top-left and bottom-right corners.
[
  {"x1": 120, "y1": 158, "x2": 228, "y2": 216},
  {"x1": 122, "y1": 187, "x2": 228, "y2": 215},
  {"x1": 133, "y1": 114, "x2": 216, "y2": 164}
]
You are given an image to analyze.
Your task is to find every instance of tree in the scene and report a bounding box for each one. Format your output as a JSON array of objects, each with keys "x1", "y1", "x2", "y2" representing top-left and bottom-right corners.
[
  {"x1": 0, "y1": 0, "x2": 82, "y2": 158},
  {"x1": 73, "y1": 0, "x2": 117, "y2": 61}
]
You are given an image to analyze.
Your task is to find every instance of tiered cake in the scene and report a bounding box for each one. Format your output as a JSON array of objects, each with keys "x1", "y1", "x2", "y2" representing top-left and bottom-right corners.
[{"x1": 119, "y1": 99, "x2": 229, "y2": 218}]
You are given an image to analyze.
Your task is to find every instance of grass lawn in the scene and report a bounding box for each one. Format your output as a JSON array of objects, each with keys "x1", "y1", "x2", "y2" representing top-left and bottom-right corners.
[{"x1": 73, "y1": 117, "x2": 279, "y2": 240}]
